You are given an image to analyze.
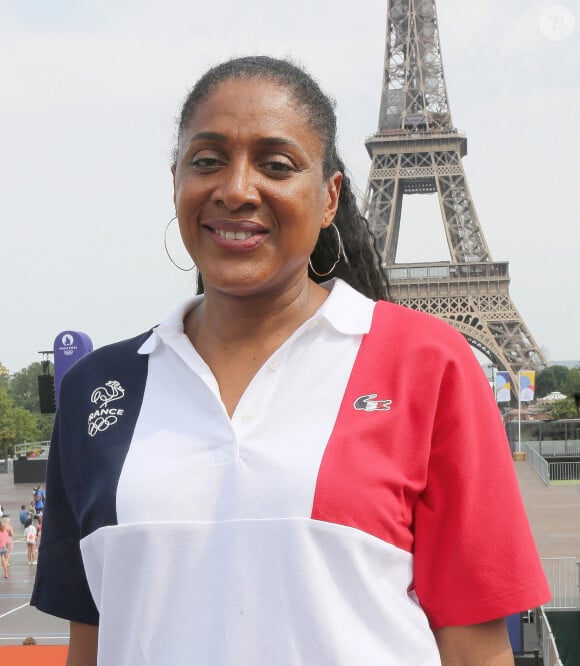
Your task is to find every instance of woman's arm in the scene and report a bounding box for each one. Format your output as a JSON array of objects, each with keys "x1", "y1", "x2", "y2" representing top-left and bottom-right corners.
[
  {"x1": 67, "y1": 621, "x2": 98, "y2": 666},
  {"x1": 435, "y1": 619, "x2": 514, "y2": 666}
]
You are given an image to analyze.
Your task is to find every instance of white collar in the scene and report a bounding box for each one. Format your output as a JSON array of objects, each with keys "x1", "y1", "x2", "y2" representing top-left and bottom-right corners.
[{"x1": 137, "y1": 279, "x2": 375, "y2": 356}]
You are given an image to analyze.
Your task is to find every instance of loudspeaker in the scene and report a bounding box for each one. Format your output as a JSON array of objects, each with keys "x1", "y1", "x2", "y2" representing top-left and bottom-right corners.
[{"x1": 38, "y1": 374, "x2": 56, "y2": 414}]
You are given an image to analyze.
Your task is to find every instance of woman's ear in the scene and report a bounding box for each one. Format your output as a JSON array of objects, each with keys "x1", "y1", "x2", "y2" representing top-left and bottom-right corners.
[
  {"x1": 322, "y1": 171, "x2": 342, "y2": 228},
  {"x1": 171, "y1": 164, "x2": 177, "y2": 206}
]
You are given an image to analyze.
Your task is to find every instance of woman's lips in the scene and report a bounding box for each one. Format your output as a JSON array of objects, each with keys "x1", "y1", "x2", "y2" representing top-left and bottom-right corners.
[{"x1": 204, "y1": 220, "x2": 268, "y2": 250}]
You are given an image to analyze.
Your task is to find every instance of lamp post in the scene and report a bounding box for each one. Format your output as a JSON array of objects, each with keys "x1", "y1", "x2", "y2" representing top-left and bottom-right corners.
[{"x1": 486, "y1": 363, "x2": 497, "y2": 397}]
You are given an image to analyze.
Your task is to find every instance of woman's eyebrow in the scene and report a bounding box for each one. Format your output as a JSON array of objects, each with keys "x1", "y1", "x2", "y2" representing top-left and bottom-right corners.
[
  {"x1": 187, "y1": 132, "x2": 299, "y2": 149},
  {"x1": 255, "y1": 136, "x2": 299, "y2": 149},
  {"x1": 187, "y1": 131, "x2": 228, "y2": 145}
]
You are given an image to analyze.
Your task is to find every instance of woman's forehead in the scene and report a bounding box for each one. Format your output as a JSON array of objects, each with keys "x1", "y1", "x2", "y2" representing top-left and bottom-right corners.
[
  {"x1": 180, "y1": 78, "x2": 323, "y2": 154},
  {"x1": 185, "y1": 77, "x2": 310, "y2": 130}
]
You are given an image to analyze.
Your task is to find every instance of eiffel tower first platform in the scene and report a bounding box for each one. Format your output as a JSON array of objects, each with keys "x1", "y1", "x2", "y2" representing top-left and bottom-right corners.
[{"x1": 362, "y1": 0, "x2": 547, "y2": 399}]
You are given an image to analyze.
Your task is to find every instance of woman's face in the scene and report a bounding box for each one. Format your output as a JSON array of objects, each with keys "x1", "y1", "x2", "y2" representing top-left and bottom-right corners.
[{"x1": 172, "y1": 77, "x2": 341, "y2": 299}]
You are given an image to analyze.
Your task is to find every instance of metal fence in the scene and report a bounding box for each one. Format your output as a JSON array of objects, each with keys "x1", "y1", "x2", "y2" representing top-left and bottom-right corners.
[
  {"x1": 524, "y1": 442, "x2": 580, "y2": 484},
  {"x1": 532, "y1": 440, "x2": 580, "y2": 457},
  {"x1": 541, "y1": 557, "x2": 580, "y2": 610},
  {"x1": 524, "y1": 443, "x2": 550, "y2": 485},
  {"x1": 13, "y1": 441, "x2": 50, "y2": 459},
  {"x1": 549, "y1": 461, "x2": 580, "y2": 482},
  {"x1": 540, "y1": 607, "x2": 564, "y2": 666}
]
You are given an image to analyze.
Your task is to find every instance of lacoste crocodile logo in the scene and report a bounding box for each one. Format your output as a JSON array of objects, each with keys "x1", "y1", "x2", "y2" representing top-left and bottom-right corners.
[{"x1": 353, "y1": 394, "x2": 392, "y2": 412}]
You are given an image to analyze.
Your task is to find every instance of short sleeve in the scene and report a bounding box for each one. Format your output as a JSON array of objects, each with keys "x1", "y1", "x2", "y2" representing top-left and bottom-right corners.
[
  {"x1": 30, "y1": 415, "x2": 99, "y2": 624},
  {"x1": 413, "y1": 334, "x2": 550, "y2": 630}
]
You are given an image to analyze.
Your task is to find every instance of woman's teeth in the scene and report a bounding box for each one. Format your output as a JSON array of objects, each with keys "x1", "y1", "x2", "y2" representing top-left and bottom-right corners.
[{"x1": 214, "y1": 229, "x2": 253, "y2": 240}]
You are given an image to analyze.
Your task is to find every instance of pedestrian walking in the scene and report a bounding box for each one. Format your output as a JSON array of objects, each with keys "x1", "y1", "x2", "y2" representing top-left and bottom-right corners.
[
  {"x1": 24, "y1": 518, "x2": 37, "y2": 565},
  {"x1": 0, "y1": 521, "x2": 9, "y2": 578}
]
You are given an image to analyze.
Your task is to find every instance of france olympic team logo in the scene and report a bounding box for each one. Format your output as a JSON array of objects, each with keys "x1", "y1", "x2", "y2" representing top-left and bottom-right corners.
[{"x1": 88, "y1": 380, "x2": 126, "y2": 437}]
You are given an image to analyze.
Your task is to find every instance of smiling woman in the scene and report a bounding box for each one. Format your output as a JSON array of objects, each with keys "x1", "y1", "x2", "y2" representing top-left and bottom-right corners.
[
  {"x1": 31, "y1": 56, "x2": 549, "y2": 666},
  {"x1": 172, "y1": 78, "x2": 342, "y2": 302}
]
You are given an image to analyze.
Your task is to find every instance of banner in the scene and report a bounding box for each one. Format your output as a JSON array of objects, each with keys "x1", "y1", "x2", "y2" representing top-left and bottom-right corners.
[
  {"x1": 495, "y1": 371, "x2": 511, "y2": 403},
  {"x1": 53, "y1": 331, "x2": 93, "y2": 409},
  {"x1": 519, "y1": 371, "x2": 536, "y2": 402}
]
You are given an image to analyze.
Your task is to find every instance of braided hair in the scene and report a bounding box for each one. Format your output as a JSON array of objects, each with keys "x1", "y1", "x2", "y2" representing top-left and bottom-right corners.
[{"x1": 173, "y1": 55, "x2": 389, "y2": 302}]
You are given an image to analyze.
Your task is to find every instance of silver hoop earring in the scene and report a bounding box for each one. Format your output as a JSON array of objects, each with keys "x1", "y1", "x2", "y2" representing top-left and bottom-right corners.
[
  {"x1": 164, "y1": 216, "x2": 194, "y2": 272},
  {"x1": 309, "y1": 222, "x2": 343, "y2": 277}
]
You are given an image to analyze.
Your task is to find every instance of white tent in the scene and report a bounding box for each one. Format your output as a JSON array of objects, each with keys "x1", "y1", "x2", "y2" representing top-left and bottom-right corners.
[{"x1": 538, "y1": 391, "x2": 568, "y2": 403}]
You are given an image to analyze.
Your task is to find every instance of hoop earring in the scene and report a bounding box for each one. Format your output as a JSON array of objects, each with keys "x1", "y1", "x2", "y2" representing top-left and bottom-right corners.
[
  {"x1": 309, "y1": 222, "x2": 343, "y2": 277},
  {"x1": 164, "y1": 217, "x2": 194, "y2": 272}
]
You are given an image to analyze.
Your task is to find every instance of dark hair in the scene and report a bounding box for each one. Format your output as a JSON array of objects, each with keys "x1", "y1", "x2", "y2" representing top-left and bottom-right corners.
[
  {"x1": 174, "y1": 55, "x2": 389, "y2": 302},
  {"x1": 25, "y1": 518, "x2": 32, "y2": 528}
]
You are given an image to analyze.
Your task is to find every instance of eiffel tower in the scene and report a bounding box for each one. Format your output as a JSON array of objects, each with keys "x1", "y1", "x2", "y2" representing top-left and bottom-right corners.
[{"x1": 362, "y1": 0, "x2": 547, "y2": 399}]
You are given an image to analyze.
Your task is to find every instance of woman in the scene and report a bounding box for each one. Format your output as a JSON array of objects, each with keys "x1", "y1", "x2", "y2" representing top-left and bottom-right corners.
[
  {"x1": 0, "y1": 520, "x2": 9, "y2": 579},
  {"x1": 1, "y1": 517, "x2": 13, "y2": 568},
  {"x1": 32, "y1": 56, "x2": 549, "y2": 665}
]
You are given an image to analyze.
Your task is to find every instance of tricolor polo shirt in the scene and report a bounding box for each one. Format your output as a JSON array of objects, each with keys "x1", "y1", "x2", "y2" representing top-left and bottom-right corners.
[{"x1": 31, "y1": 279, "x2": 550, "y2": 665}]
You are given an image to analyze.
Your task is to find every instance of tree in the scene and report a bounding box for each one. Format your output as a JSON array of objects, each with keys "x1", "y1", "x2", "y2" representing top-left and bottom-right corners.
[
  {"x1": 0, "y1": 363, "x2": 9, "y2": 390},
  {"x1": 0, "y1": 386, "x2": 41, "y2": 457},
  {"x1": 8, "y1": 361, "x2": 53, "y2": 412},
  {"x1": 0, "y1": 388, "x2": 16, "y2": 443},
  {"x1": 535, "y1": 365, "x2": 570, "y2": 398},
  {"x1": 7, "y1": 361, "x2": 55, "y2": 439},
  {"x1": 549, "y1": 398, "x2": 577, "y2": 420},
  {"x1": 0, "y1": 360, "x2": 56, "y2": 458},
  {"x1": 562, "y1": 368, "x2": 580, "y2": 417}
]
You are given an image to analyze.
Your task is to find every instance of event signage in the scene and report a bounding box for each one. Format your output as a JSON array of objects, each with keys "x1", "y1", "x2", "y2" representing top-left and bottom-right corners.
[
  {"x1": 495, "y1": 371, "x2": 511, "y2": 403},
  {"x1": 53, "y1": 331, "x2": 93, "y2": 408},
  {"x1": 519, "y1": 371, "x2": 536, "y2": 402}
]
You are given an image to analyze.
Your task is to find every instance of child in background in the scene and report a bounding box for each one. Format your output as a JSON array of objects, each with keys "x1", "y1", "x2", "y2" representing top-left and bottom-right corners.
[{"x1": 24, "y1": 518, "x2": 37, "y2": 565}]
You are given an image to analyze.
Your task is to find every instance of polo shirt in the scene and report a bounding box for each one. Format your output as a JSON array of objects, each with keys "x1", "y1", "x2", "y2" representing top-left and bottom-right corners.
[{"x1": 31, "y1": 279, "x2": 550, "y2": 665}]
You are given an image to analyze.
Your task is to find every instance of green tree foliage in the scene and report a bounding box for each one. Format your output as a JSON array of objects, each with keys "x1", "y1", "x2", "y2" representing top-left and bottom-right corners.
[
  {"x1": 562, "y1": 367, "x2": 580, "y2": 396},
  {"x1": 0, "y1": 361, "x2": 56, "y2": 456},
  {"x1": 8, "y1": 361, "x2": 53, "y2": 411},
  {"x1": 0, "y1": 363, "x2": 9, "y2": 388},
  {"x1": 535, "y1": 365, "x2": 570, "y2": 398},
  {"x1": 562, "y1": 368, "x2": 580, "y2": 418},
  {"x1": 549, "y1": 398, "x2": 578, "y2": 419},
  {"x1": 0, "y1": 386, "x2": 42, "y2": 456}
]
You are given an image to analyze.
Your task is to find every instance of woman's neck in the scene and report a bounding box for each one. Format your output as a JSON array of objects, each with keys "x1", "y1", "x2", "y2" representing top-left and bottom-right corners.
[
  {"x1": 183, "y1": 277, "x2": 331, "y2": 418},
  {"x1": 185, "y1": 277, "x2": 329, "y2": 349}
]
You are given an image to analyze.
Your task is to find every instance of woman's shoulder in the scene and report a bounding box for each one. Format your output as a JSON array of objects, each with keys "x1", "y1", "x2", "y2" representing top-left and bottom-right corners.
[
  {"x1": 374, "y1": 299, "x2": 467, "y2": 343},
  {"x1": 59, "y1": 329, "x2": 154, "y2": 397},
  {"x1": 370, "y1": 299, "x2": 479, "y2": 372}
]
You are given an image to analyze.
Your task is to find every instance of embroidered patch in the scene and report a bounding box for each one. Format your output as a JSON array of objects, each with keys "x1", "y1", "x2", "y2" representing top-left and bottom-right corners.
[
  {"x1": 88, "y1": 380, "x2": 126, "y2": 437},
  {"x1": 353, "y1": 393, "x2": 392, "y2": 412}
]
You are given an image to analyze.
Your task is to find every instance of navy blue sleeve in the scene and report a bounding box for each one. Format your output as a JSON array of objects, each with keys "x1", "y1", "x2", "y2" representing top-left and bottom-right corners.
[
  {"x1": 31, "y1": 330, "x2": 151, "y2": 624},
  {"x1": 30, "y1": 414, "x2": 100, "y2": 624}
]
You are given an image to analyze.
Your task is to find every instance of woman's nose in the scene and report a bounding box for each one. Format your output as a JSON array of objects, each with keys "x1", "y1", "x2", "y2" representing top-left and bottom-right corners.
[{"x1": 213, "y1": 159, "x2": 261, "y2": 210}]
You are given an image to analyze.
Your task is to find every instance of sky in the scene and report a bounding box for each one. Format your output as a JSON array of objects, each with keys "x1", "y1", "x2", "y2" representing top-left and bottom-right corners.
[{"x1": 1, "y1": 0, "x2": 579, "y2": 374}]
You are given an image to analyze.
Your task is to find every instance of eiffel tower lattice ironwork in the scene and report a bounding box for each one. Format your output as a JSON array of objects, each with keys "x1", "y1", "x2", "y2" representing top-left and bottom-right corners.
[{"x1": 362, "y1": 0, "x2": 547, "y2": 398}]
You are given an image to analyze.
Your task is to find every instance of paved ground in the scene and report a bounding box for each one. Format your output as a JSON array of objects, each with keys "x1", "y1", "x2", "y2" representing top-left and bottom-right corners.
[
  {"x1": 0, "y1": 472, "x2": 69, "y2": 646},
  {"x1": 514, "y1": 460, "x2": 580, "y2": 560},
  {"x1": 0, "y1": 460, "x2": 577, "y2": 648}
]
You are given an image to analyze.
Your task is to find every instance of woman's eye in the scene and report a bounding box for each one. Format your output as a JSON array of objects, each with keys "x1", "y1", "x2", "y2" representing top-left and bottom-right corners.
[
  {"x1": 262, "y1": 160, "x2": 293, "y2": 175},
  {"x1": 191, "y1": 157, "x2": 223, "y2": 170}
]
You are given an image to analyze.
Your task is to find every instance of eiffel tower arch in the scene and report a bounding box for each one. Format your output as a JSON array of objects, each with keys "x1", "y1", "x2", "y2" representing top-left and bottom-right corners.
[{"x1": 362, "y1": 0, "x2": 547, "y2": 399}]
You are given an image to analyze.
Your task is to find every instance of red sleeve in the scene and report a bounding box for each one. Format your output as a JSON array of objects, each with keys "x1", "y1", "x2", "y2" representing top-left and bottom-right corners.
[{"x1": 412, "y1": 327, "x2": 551, "y2": 629}]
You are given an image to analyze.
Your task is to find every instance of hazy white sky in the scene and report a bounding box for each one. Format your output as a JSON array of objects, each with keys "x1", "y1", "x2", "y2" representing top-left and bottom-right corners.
[{"x1": 1, "y1": 0, "x2": 579, "y2": 373}]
